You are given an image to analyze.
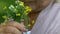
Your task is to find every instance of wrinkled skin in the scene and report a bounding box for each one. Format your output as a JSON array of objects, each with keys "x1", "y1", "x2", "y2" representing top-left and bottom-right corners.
[
  {"x1": 0, "y1": 26, "x2": 22, "y2": 34},
  {"x1": 0, "y1": 21, "x2": 26, "y2": 34},
  {"x1": 0, "y1": 0, "x2": 51, "y2": 34}
]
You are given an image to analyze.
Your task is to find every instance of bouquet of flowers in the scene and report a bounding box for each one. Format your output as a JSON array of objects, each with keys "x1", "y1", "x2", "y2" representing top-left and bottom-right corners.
[
  {"x1": 0, "y1": 0, "x2": 32, "y2": 34},
  {"x1": 0, "y1": 0, "x2": 31, "y2": 23}
]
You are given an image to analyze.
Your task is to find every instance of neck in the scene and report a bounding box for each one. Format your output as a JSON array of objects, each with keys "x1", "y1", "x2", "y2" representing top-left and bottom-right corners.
[{"x1": 28, "y1": 12, "x2": 39, "y2": 21}]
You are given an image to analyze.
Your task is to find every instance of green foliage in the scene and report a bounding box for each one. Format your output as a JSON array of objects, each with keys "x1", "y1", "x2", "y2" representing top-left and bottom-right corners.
[
  {"x1": 0, "y1": 0, "x2": 32, "y2": 23},
  {"x1": 0, "y1": 0, "x2": 16, "y2": 23}
]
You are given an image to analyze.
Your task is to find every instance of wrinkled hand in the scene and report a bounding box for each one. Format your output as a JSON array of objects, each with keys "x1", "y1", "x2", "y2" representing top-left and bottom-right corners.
[{"x1": 0, "y1": 21, "x2": 27, "y2": 34}]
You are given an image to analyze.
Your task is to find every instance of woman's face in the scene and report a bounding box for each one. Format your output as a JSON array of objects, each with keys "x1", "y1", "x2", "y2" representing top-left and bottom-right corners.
[{"x1": 21, "y1": 0, "x2": 51, "y2": 12}]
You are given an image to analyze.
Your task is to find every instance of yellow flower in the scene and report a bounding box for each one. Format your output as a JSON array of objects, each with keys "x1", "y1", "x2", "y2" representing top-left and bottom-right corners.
[
  {"x1": 16, "y1": 13, "x2": 21, "y2": 16},
  {"x1": 24, "y1": 6, "x2": 32, "y2": 15},
  {"x1": 24, "y1": 12, "x2": 28, "y2": 15},
  {"x1": 25, "y1": 6, "x2": 32, "y2": 12},
  {"x1": 19, "y1": 2, "x2": 24, "y2": 7},
  {"x1": 2, "y1": 16, "x2": 7, "y2": 19},
  {"x1": 3, "y1": 6, "x2": 7, "y2": 10},
  {"x1": 26, "y1": 13, "x2": 28, "y2": 15},
  {"x1": 28, "y1": 24, "x2": 31, "y2": 27},
  {"x1": 32, "y1": 20, "x2": 35, "y2": 24}
]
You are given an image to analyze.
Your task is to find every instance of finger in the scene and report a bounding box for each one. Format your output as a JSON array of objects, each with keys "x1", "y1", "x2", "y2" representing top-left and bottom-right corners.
[
  {"x1": 5, "y1": 21, "x2": 27, "y2": 32},
  {"x1": 15, "y1": 23, "x2": 27, "y2": 32},
  {"x1": 3, "y1": 26, "x2": 23, "y2": 34},
  {"x1": 0, "y1": 27, "x2": 3, "y2": 33}
]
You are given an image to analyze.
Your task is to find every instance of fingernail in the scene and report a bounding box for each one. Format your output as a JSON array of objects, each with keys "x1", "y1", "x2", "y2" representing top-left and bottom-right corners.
[{"x1": 22, "y1": 28, "x2": 27, "y2": 32}]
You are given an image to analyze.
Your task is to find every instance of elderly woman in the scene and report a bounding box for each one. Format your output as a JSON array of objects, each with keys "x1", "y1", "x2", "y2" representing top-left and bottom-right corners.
[{"x1": 0, "y1": 0, "x2": 60, "y2": 34}]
